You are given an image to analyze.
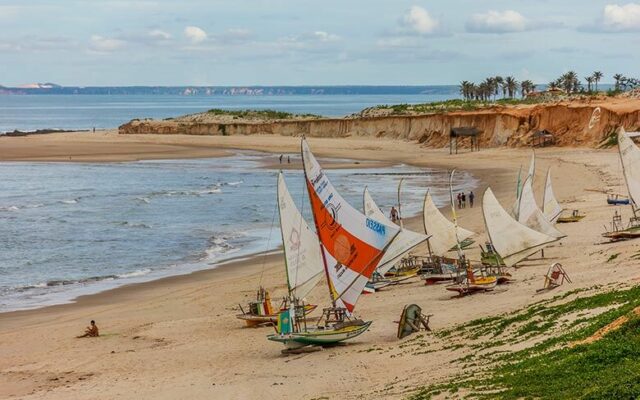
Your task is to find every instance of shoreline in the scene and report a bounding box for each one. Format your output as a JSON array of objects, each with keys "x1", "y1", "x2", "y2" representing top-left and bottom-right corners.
[{"x1": 0, "y1": 133, "x2": 624, "y2": 399}]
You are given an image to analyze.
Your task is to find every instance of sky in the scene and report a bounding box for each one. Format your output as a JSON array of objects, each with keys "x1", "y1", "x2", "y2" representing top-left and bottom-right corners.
[{"x1": 0, "y1": 0, "x2": 639, "y2": 86}]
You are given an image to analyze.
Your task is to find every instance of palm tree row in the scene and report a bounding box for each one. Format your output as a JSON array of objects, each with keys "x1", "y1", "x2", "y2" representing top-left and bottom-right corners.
[{"x1": 459, "y1": 76, "x2": 535, "y2": 101}]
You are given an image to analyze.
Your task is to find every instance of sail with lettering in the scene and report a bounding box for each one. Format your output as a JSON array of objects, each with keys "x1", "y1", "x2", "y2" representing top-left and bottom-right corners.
[
  {"x1": 542, "y1": 168, "x2": 563, "y2": 224},
  {"x1": 302, "y1": 139, "x2": 399, "y2": 312},
  {"x1": 277, "y1": 172, "x2": 324, "y2": 300},
  {"x1": 517, "y1": 176, "x2": 565, "y2": 238},
  {"x1": 618, "y1": 128, "x2": 640, "y2": 211},
  {"x1": 483, "y1": 187, "x2": 559, "y2": 267},
  {"x1": 363, "y1": 187, "x2": 429, "y2": 275},
  {"x1": 422, "y1": 191, "x2": 475, "y2": 256}
]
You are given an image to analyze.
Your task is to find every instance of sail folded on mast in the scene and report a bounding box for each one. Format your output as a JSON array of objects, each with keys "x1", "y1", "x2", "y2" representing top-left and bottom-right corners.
[
  {"x1": 618, "y1": 128, "x2": 640, "y2": 211},
  {"x1": 542, "y1": 169, "x2": 563, "y2": 224},
  {"x1": 363, "y1": 188, "x2": 429, "y2": 275},
  {"x1": 302, "y1": 139, "x2": 399, "y2": 312},
  {"x1": 277, "y1": 172, "x2": 324, "y2": 300},
  {"x1": 422, "y1": 191, "x2": 475, "y2": 256},
  {"x1": 482, "y1": 188, "x2": 559, "y2": 267},
  {"x1": 517, "y1": 176, "x2": 565, "y2": 238}
]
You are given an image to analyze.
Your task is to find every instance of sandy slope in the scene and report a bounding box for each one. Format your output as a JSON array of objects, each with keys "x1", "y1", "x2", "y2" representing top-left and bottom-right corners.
[{"x1": 0, "y1": 133, "x2": 635, "y2": 400}]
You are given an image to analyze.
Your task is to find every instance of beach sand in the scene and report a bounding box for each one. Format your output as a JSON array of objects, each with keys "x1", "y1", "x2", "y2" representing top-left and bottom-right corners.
[{"x1": 0, "y1": 132, "x2": 634, "y2": 399}]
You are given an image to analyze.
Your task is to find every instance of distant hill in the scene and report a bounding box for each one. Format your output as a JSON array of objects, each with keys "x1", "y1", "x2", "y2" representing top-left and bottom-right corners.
[{"x1": 0, "y1": 85, "x2": 458, "y2": 96}]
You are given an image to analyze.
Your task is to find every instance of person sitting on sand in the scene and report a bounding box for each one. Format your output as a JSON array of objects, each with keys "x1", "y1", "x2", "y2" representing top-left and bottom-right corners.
[{"x1": 76, "y1": 320, "x2": 99, "y2": 338}]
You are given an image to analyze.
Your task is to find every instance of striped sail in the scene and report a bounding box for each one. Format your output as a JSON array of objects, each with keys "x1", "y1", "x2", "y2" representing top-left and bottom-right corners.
[
  {"x1": 363, "y1": 188, "x2": 429, "y2": 275},
  {"x1": 422, "y1": 190, "x2": 475, "y2": 256},
  {"x1": 542, "y1": 168, "x2": 563, "y2": 224},
  {"x1": 277, "y1": 172, "x2": 324, "y2": 300},
  {"x1": 517, "y1": 176, "x2": 565, "y2": 238},
  {"x1": 302, "y1": 139, "x2": 399, "y2": 312},
  {"x1": 483, "y1": 187, "x2": 559, "y2": 267}
]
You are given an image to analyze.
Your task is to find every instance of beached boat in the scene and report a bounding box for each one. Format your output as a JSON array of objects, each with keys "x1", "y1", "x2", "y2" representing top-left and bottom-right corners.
[
  {"x1": 603, "y1": 129, "x2": 640, "y2": 241},
  {"x1": 422, "y1": 190, "x2": 475, "y2": 257},
  {"x1": 517, "y1": 175, "x2": 566, "y2": 239},
  {"x1": 483, "y1": 187, "x2": 560, "y2": 268},
  {"x1": 237, "y1": 172, "x2": 323, "y2": 327},
  {"x1": 607, "y1": 194, "x2": 630, "y2": 205},
  {"x1": 557, "y1": 209, "x2": 586, "y2": 223},
  {"x1": 268, "y1": 139, "x2": 399, "y2": 349},
  {"x1": 362, "y1": 185, "x2": 429, "y2": 286}
]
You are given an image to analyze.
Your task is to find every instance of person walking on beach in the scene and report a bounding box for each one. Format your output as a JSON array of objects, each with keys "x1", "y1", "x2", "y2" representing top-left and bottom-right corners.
[
  {"x1": 457, "y1": 193, "x2": 462, "y2": 209},
  {"x1": 287, "y1": 156, "x2": 291, "y2": 164},
  {"x1": 461, "y1": 193, "x2": 466, "y2": 208},
  {"x1": 469, "y1": 191, "x2": 475, "y2": 208},
  {"x1": 390, "y1": 206, "x2": 399, "y2": 224},
  {"x1": 279, "y1": 154, "x2": 283, "y2": 164},
  {"x1": 76, "y1": 320, "x2": 99, "y2": 338}
]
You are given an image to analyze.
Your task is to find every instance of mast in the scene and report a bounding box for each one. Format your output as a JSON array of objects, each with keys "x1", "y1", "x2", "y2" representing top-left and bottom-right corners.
[
  {"x1": 397, "y1": 178, "x2": 404, "y2": 229},
  {"x1": 422, "y1": 190, "x2": 434, "y2": 258}
]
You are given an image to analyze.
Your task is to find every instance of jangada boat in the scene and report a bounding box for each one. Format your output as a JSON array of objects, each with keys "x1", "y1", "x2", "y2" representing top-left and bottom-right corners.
[
  {"x1": 557, "y1": 209, "x2": 586, "y2": 223},
  {"x1": 236, "y1": 172, "x2": 323, "y2": 327},
  {"x1": 446, "y1": 261, "x2": 497, "y2": 295},
  {"x1": 268, "y1": 139, "x2": 399, "y2": 349},
  {"x1": 602, "y1": 129, "x2": 640, "y2": 241}
]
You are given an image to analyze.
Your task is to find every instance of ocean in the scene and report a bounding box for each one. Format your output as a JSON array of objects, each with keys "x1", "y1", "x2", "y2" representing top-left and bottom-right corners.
[
  {"x1": 0, "y1": 152, "x2": 477, "y2": 312},
  {"x1": 0, "y1": 91, "x2": 459, "y2": 133}
]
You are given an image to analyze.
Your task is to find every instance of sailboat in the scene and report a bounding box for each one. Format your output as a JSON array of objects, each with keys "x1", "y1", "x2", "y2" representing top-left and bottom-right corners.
[
  {"x1": 603, "y1": 128, "x2": 640, "y2": 240},
  {"x1": 517, "y1": 175, "x2": 566, "y2": 239},
  {"x1": 422, "y1": 190, "x2": 476, "y2": 284},
  {"x1": 542, "y1": 168, "x2": 564, "y2": 224},
  {"x1": 236, "y1": 172, "x2": 321, "y2": 327},
  {"x1": 362, "y1": 187, "x2": 429, "y2": 290},
  {"x1": 482, "y1": 187, "x2": 559, "y2": 268},
  {"x1": 444, "y1": 170, "x2": 498, "y2": 295},
  {"x1": 268, "y1": 139, "x2": 399, "y2": 348}
]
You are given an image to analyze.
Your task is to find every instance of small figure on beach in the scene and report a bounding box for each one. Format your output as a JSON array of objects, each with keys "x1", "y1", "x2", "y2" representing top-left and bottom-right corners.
[
  {"x1": 469, "y1": 191, "x2": 475, "y2": 207},
  {"x1": 76, "y1": 320, "x2": 99, "y2": 338},
  {"x1": 287, "y1": 156, "x2": 291, "y2": 164},
  {"x1": 390, "y1": 206, "x2": 399, "y2": 224},
  {"x1": 461, "y1": 193, "x2": 466, "y2": 208},
  {"x1": 457, "y1": 193, "x2": 462, "y2": 209},
  {"x1": 279, "y1": 154, "x2": 283, "y2": 164}
]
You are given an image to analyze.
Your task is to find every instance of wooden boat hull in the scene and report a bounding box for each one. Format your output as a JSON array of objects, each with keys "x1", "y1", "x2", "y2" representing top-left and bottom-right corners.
[
  {"x1": 422, "y1": 273, "x2": 456, "y2": 285},
  {"x1": 237, "y1": 304, "x2": 317, "y2": 327},
  {"x1": 607, "y1": 199, "x2": 629, "y2": 205},
  {"x1": 364, "y1": 280, "x2": 392, "y2": 293},
  {"x1": 446, "y1": 277, "x2": 497, "y2": 294},
  {"x1": 557, "y1": 215, "x2": 585, "y2": 223},
  {"x1": 602, "y1": 229, "x2": 640, "y2": 241},
  {"x1": 267, "y1": 321, "x2": 372, "y2": 348}
]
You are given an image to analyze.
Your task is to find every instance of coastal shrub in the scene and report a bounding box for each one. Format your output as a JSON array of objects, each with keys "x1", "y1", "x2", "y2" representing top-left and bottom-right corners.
[{"x1": 205, "y1": 108, "x2": 321, "y2": 119}]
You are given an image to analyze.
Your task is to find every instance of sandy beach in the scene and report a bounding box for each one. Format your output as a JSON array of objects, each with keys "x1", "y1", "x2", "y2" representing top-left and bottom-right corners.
[{"x1": 0, "y1": 132, "x2": 633, "y2": 399}]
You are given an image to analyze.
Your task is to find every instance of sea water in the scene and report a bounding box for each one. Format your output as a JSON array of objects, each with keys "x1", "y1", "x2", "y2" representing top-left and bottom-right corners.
[
  {"x1": 0, "y1": 152, "x2": 477, "y2": 312},
  {"x1": 0, "y1": 92, "x2": 459, "y2": 133}
]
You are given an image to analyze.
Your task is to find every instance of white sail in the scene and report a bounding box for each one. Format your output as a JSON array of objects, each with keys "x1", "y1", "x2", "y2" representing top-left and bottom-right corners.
[
  {"x1": 482, "y1": 187, "x2": 559, "y2": 267},
  {"x1": 277, "y1": 172, "x2": 324, "y2": 300},
  {"x1": 517, "y1": 176, "x2": 565, "y2": 238},
  {"x1": 302, "y1": 139, "x2": 399, "y2": 312},
  {"x1": 527, "y1": 151, "x2": 536, "y2": 183},
  {"x1": 618, "y1": 127, "x2": 640, "y2": 210},
  {"x1": 542, "y1": 168, "x2": 563, "y2": 224},
  {"x1": 363, "y1": 188, "x2": 429, "y2": 275},
  {"x1": 422, "y1": 191, "x2": 475, "y2": 256}
]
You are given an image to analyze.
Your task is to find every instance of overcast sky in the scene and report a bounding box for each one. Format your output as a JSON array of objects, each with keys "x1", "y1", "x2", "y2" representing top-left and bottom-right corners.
[{"x1": 0, "y1": 0, "x2": 639, "y2": 86}]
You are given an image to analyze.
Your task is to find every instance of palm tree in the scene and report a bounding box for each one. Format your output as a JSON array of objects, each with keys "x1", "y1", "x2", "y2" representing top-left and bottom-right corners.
[
  {"x1": 592, "y1": 71, "x2": 603, "y2": 92},
  {"x1": 613, "y1": 74, "x2": 625, "y2": 91},
  {"x1": 505, "y1": 76, "x2": 518, "y2": 98},
  {"x1": 520, "y1": 80, "x2": 535, "y2": 98},
  {"x1": 494, "y1": 76, "x2": 504, "y2": 99},
  {"x1": 459, "y1": 81, "x2": 473, "y2": 100},
  {"x1": 585, "y1": 76, "x2": 594, "y2": 92}
]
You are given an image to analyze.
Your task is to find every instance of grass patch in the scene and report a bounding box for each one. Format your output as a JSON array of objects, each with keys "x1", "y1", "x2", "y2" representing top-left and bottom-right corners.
[
  {"x1": 369, "y1": 98, "x2": 545, "y2": 116},
  {"x1": 607, "y1": 253, "x2": 620, "y2": 263},
  {"x1": 409, "y1": 285, "x2": 640, "y2": 399}
]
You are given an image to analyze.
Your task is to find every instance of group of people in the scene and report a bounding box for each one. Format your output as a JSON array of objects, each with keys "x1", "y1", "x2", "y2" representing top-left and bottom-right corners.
[
  {"x1": 278, "y1": 154, "x2": 291, "y2": 164},
  {"x1": 457, "y1": 191, "x2": 475, "y2": 208}
]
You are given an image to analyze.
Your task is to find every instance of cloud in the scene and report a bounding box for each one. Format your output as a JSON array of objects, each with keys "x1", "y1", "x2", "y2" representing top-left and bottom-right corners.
[
  {"x1": 466, "y1": 10, "x2": 527, "y2": 33},
  {"x1": 312, "y1": 31, "x2": 340, "y2": 42},
  {"x1": 89, "y1": 35, "x2": 126, "y2": 52},
  {"x1": 148, "y1": 29, "x2": 171, "y2": 40},
  {"x1": 184, "y1": 26, "x2": 207, "y2": 43},
  {"x1": 400, "y1": 6, "x2": 440, "y2": 35},
  {"x1": 602, "y1": 3, "x2": 640, "y2": 31}
]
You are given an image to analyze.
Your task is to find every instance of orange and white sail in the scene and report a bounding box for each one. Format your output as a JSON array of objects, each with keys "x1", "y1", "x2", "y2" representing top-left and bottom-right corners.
[
  {"x1": 302, "y1": 139, "x2": 399, "y2": 312},
  {"x1": 363, "y1": 187, "x2": 429, "y2": 275}
]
